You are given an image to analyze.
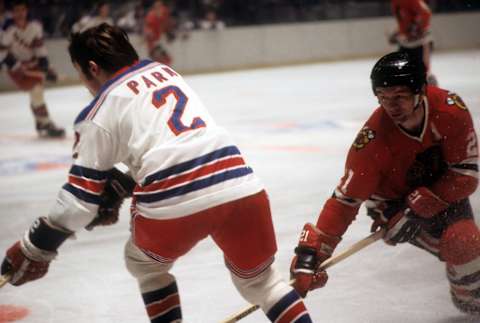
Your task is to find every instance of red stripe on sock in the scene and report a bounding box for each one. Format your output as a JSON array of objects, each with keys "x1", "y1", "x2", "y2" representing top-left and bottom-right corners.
[
  {"x1": 277, "y1": 301, "x2": 307, "y2": 323},
  {"x1": 146, "y1": 293, "x2": 180, "y2": 318}
]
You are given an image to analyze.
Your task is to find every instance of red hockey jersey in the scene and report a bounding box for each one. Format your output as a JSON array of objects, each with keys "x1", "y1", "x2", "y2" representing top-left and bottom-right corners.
[
  {"x1": 317, "y1": 86, "x2": 479, "y2": 237},
  {"x1": 391, "y1": 0, "x2": 431, "y2": 39}
]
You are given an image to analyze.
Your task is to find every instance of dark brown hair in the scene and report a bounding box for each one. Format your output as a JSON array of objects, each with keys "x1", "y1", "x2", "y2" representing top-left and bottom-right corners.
[{"x1": 68, "y1": 23, "x2": 139, "y2": 79}]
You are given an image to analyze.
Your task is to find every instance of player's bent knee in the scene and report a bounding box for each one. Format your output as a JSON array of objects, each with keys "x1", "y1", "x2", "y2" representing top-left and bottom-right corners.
[
  {"x1": 232, "y1": 265, "x2": 311, "y2": 322},
  {"x1": 440, "y1": 219, "x2": 480, "y2": 265},
  {"x1": 231, "y1": 265, "x2": 292, "y2": 309},
  {"x1": 124, "y1": 238, "x2": 175, "y2": 292}
]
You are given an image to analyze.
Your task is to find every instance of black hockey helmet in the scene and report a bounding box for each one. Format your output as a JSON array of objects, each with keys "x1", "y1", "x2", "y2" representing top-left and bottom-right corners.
[{"x1": 370, "y1": 51, "x2": 426, "y2": 95}]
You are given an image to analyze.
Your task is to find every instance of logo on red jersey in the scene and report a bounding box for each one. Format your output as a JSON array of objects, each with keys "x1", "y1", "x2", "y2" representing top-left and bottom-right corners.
[
  {"x1": 353, "y1": 127, "x2": 376, "y2": 150},
  {"x1": 446, "y1": 92, "x2": 467, "y2": 110}
]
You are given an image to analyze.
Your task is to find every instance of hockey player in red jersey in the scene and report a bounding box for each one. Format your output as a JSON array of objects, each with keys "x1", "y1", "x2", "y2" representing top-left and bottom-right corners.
[
  {"x1": 1, "y1": 24, "x2": 312, "y2": 323},
  {"x1": 390, "y1": 0, "x2": 437, "y2": 85},
  {"x1": 1, "y1": 0, "x2": 64, "y2": 138},
  {"x1": 143, "y1": 0, "x2": 175, "y2": 66},
  {"x1": 291, "y1": 52, "x2": 480, "y2": 316}
]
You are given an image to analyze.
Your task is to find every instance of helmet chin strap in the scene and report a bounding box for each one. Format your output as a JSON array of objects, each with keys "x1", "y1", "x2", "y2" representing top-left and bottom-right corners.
[{"x1": 413, "y1": 93, "x2": 422, "y2": 110}]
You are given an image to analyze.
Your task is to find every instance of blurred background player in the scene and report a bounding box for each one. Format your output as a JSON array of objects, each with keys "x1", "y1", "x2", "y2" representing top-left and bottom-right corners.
[
  {"x1": 291, "y1": 51, "x2": 480, "y2": 316},
  {"x1": 389, "y1": 0, "x2": 437, "y2": 85},
  {"x1": 1, "y1": 0, "x2": 64, "y2": 138},
  {"x1": 1, "y1": 24, "x2": 313, "y2": 323},
  {"x1": 71, "y1": 1, "x2": 114, "y2": 34},
  {"x1": 143, "y1": 0, "x2": 175, "y2": 66}
]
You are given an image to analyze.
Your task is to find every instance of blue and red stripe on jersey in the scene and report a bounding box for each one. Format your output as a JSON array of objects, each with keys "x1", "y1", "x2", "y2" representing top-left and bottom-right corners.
[
  {"x1": 74, "y1": 59, "x2": 160, "y2": 125},
  {"x1": 62, "y1": 165, "x2": 109, "y2": 205},
  {"x1": 267, "y1": 290, "x2": 312, "y2": 323},
  {"x1": 142, "y1": 281, "x2": 182, "y2": 323},
  {"x1": 134, "y1": 145, "x2": 253, "y2": 203}
]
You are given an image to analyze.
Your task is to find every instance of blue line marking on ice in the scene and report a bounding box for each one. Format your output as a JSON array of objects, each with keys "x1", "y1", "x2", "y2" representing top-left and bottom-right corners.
[{"x1": 0, "y1": 155, "x2": 71, "y2": 176}]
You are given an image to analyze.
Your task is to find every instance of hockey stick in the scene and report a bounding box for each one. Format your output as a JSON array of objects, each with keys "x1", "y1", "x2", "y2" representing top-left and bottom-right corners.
[
  {"x1": 0, "y1": 273, "x2": 11, "y2": 288},
  {"x1": 221, "y1": 228, "x2": 386, "y2": 323}
]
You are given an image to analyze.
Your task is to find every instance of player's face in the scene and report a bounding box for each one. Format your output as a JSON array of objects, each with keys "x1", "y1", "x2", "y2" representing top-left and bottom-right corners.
[
  {"x1": 376, "y1": 86, "x2": 417, "y2": 124},
  {"x1": 12, "y1": 4, "x2": 28, "y2": 26},
  {"x1": 99, "y1": 4, "x2": 110, "y2": 17}
]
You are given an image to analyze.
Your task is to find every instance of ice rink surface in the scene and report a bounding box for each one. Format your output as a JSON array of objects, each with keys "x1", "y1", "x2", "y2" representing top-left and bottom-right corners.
[{"x1": 0, "y1": 49, "x2": 479, "y2": 323}]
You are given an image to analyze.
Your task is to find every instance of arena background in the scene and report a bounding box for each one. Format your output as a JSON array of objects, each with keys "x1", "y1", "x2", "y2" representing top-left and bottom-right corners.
[{"x1": 0, "y1": 1, "x2": 479, "y2": 89}]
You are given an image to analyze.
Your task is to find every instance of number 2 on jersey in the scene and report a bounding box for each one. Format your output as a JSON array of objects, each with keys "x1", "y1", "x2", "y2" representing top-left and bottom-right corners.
[{"x1": 152, "y1": 85, "x2": 206, "y2": 136}]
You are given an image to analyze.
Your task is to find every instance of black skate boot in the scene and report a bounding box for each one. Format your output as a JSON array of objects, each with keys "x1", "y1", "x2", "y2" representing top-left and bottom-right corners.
[{"x1": 36, "y1": 121, "x2": 66, "y2": 138}]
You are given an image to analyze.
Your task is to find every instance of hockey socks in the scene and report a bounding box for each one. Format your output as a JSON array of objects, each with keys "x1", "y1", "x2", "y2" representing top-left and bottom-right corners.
[
  {"x1": 31, "y1": 104, "x2": 50, "y2": 126},
  {"x1": 266, "y1": 289, "x2": 312, "y2": 323},
  {"x1": 30, "y1": 104, "x2": 65, "y2": 138},
  {"x1": 448, "y1": 255, "x2": 480, "y2": 315},
  {"x1": 441, "y1": 219, "x2": 480, "y2": 315},
  {"x1": 141, "y1": 281, "x2": 182, "y2": 323}
]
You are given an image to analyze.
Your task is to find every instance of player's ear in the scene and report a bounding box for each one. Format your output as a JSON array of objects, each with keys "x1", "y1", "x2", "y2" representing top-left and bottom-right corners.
[{"x1": 87, "y1": 61, "x2": 100, "y2": 77}]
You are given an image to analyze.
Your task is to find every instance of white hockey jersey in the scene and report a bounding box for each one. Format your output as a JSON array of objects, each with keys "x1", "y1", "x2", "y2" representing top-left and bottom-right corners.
[
  {"x1": 49, "y1": 60, "x2": 263, "y2": 231},
  {"x1": 2, "y1": 20, "x2": 47, "y2": 62}
]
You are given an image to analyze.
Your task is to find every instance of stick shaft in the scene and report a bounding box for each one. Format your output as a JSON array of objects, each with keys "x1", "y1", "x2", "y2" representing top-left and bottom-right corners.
[
  {"x1": 221, "y1": 229, "x2": 385, "y2": 323},
  {"x1": 0, "y1": 273, "x2": 11, "y2": 288},
  {"x1": 319, "y1": 229, "x2": 385, "y2": 270}
]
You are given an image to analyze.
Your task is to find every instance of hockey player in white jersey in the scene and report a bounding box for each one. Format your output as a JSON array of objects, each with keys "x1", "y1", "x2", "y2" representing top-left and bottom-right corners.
[
  {"x1": 1, "y1": 24, "x2": 312, "y2": 323},
  {"x1": 1, "y1": 0, "x2": 64, "y2": 138}
]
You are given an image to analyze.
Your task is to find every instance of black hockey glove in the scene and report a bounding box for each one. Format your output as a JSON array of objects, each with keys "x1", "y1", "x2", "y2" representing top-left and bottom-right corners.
[
  {"x1": 37, "y1": 57, "x2": 58, "y2": 82},
  {"x1": 383, "y1": 208, "x2": 423, "y2": 245},
  {"x1": 86, "y1": 168, "x2": 136, "y2": 230},
  {"x1": 368, "y1": 201, "x2": 423, "y2": 245}
]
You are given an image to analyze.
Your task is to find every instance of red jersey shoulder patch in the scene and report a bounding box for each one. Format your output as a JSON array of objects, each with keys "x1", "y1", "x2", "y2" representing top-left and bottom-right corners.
[
  {"x1": 353, "y1": 126, "x2": 376, "y2": 150},
  {"x1": 446, "y1": 92, "x2": 467, "y2": 110}
]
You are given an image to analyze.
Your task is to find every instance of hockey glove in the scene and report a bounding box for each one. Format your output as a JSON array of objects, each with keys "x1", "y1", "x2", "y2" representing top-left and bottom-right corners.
[
  {"x1": 388, "y1": 31, "x2": 399, "y2": 45},
  {"x1": 37, "y1": 57, "x2": 58, "y2": 82},
  {"x1": 291, "y1": 223, "x2": 341, "y2": 297},
  {"x1": 45, "y1": 68, "x2": 58, "y2": 82},
  {"x1": 86, "y1": 168, "x2": 136, "y2": 230},
  {"x1": 383, "y1": 208, "x2": 423, "y2": 245},
  {"x1": 1, "y1": 217, "x2": 72, "y2": 286},
  {"x1": 406, "y1": 187, "x2": 449, "y2": 218}
]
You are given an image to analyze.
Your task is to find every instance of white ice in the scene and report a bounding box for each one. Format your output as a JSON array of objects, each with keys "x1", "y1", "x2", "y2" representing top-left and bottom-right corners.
[{"x1": 1, "y1": 49, "x2": 479, "y2": 323}]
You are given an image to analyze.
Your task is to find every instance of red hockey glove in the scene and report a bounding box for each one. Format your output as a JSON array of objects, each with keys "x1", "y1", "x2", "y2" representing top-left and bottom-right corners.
[
  {"x1": 1, "y1": 217, "x2": 72, "y2": 286},
  {"x1": 291, "y1": 223, "x2": 341, "y2": 297},
  {"x1": 383, "y1": 208, "x2": 422, "y2": 245},
  {"x1": 406, "y1": 187, "x2": 449, "y2": 218},
  {"x1": 86, "y1": 168, "x2": 136, "y2": 230},
  {"x1": 1, "y1": 241, "x2": 52, "y2": 286},
  {"x1": 388, "y1": 31, "x2": 399, "y2": 45}
]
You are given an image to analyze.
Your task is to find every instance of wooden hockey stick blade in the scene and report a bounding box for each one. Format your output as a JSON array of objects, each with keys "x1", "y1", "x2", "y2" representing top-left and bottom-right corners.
[
  {"x1": 221, "y1": 229, "x2": 385, "y2": 323},
  {"x1": 0, "y1": 273, "x2": 12, "y2": 288}
]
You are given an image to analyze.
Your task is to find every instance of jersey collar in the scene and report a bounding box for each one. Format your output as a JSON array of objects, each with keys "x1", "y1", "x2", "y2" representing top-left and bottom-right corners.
[
  {"x1": 396, "y1": 96, "x2": 429, "y2": 142},
  {"x1": 74, "y1": 59, "x2": 156, "y2": 125}
]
